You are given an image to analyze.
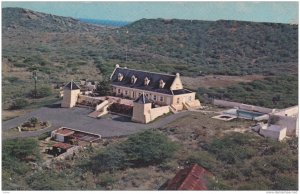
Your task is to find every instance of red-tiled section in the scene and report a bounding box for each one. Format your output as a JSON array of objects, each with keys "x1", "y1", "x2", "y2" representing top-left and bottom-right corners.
[
  {"x1": 53, "y1": 142, "x2": 73, "y2": 150},
  {"x1": 55, "y1": 128, "x2": 75, "y2": 136},
  {"x1": 165, "y1": 164, "x2": 214, "y2": 190}
]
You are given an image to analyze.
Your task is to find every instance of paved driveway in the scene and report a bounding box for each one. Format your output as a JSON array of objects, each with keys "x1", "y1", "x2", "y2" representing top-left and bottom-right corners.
[{"x1": 2, "y1": 104, "x2": 191, "y2": 139}]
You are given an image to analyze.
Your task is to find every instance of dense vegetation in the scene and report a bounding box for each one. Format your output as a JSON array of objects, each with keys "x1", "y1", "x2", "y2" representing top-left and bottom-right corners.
[
  {"x1": 2, "y1": 138, "x2": 40, "y2": 190},
  {"x1": 2, "y1": 131, "x2": 178, "y2": 190},
  {"x1": 2, "y1": 129, "x2": 298, "y2": 190},
  {"x1": 190, "y1": 133, "x2": 298, "y2": 190},
  {"x1": 198, "y1": 76, "x2": 298, "y2": 108},
  {"x1": 88, "y1": 131, "x2": 178, "y2": 172},
  {"x1": 120, "y1": 19, "x2": 298, "y2": 76}
]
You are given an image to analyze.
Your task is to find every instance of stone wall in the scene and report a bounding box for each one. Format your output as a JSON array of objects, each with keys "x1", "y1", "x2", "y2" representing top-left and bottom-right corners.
[
  {"x1": 213, "y1": 99, "x2": 274, "y2": 113},
  {"x1": 274, "y1": 106, "x2": 298, "y2": 117},
  {"x1": 149, "y1": 106, "x2": 170, "y2": 121}
]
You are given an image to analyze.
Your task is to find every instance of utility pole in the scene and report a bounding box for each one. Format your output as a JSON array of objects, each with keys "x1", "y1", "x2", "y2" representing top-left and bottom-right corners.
[
  {"x1": 126, "y1": 30, "x2": 129, "y2": 64},
  {"x1": 32, "y1": 70, "x2": 37, "y2": 98}
]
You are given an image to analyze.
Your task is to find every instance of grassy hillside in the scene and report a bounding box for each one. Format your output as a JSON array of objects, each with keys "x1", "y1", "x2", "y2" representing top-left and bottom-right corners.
[{"x1": 2, "y1": 8, "x2": 298, "y2": 112}]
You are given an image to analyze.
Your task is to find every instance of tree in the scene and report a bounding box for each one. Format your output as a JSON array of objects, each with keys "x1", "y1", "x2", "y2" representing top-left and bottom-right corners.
[
  {"x1": 122, "y1": 131, "x2": 178, "y2": 166},
  {"x1": 96, "y1": 78, "x2": 112, "y2": 96},
  {"x1": 89, "y1": 131, "x2": 178, "y2": 173}
]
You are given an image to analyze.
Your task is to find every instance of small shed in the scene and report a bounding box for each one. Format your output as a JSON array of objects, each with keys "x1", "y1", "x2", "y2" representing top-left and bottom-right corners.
[
  {"x1": 51, "y1": 127, "x2": 75, "y2": 142},
  {"x1": 260, "y1": 124, "x2": 287, "y2": 141}
]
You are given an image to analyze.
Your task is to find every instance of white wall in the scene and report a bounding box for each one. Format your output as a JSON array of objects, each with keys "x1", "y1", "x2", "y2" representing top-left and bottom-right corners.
[{"x1": 213, "y1": 99, "x2": 274, "y2": 113}]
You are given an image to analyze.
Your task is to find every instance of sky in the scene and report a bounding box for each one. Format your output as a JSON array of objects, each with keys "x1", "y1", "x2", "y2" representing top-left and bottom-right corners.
[{"x1": 2, "y1": 1, "x2": 299, "y2": 24}]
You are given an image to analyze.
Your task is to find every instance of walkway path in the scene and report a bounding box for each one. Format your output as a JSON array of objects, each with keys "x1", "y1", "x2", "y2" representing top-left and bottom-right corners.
[{"x1": 2, "y1": 105, "x2": 191, "y2": 139}]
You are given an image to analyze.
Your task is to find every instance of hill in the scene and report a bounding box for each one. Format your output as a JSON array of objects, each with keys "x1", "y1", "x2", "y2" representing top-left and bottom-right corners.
[
  {"x1": 119, "y1": 18, "x2": 298, "y2": 75},
  {"x1": 2, "y1": 7, "x2": 107, "y2": 32},
  {"x1": 2, "y1": 7, "x2": 298, "y2": 112}
]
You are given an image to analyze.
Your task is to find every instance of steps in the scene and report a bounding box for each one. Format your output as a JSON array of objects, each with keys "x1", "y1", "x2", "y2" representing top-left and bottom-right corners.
[
  {"x1": 88, "y1": 101, "x2": 114, "y2": 118},
  {"x1": 169, "y1": 105, "x2": 178, "y2": 114}
]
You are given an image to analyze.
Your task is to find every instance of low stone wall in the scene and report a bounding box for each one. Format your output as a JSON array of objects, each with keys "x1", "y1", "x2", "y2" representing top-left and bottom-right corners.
[
  {"x1": 149, "y1": 106, "x2": 170, "y2": 121},
  {"x1": 274, "y1": 106, "x2": 298, "y2": 117},
  {"x1": 213, "y1": 99, "x2": 274, "y2": 113},
  {"x1": 54, "y1": 146, "x2": 83, "y2": 161},
  {"x1": 78, "y1": 95, "x2": 102, "y2": 104}
]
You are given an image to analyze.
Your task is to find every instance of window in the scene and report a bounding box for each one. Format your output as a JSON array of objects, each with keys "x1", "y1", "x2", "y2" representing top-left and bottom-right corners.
[
  {"x1": 118, "y1": 89, "x2": 121, "y2": 94},
  {"x1": 125, "y1": 90, "x2": 128, "y2": 95},
  {"x1": 160, "y1": 96, "x2": 164, "y2": 102},
  {"x1": 133, "y1": 92, "x2": 135, "y2": 98},
  {"x1": 144, "y1": 77, "x2": 150, "y2": 85},
  {"x1": 177, "y1": 98, "x2": 180, "y2": 104},
  {"x1": 159, "y1": 79, "x2": 165, "y2": 88},
  {"x1": 154, "y1": 95, "x2": 157, "y2": 101},
  {"x1": 131, "y1": 75, "x2": 137, "y2": 84},
  {"x1": 118, "y1": 73, "x2": 124, "y2": 81},
  {"x1": 146, "y1": 94, "x2": 149, "y2": 97}
]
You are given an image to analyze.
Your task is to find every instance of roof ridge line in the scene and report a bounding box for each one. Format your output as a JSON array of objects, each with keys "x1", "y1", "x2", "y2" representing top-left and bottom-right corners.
[
  {"x1": 118, "y1": 67, "x2": 176, "y2": 77},
  {"x1": 178, "y1": 164, "x2": 197, "y2": 190}
]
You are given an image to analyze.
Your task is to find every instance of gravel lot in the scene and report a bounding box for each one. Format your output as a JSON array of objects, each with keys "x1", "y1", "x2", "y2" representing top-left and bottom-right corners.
[{"x1": 2, "y1": 104, "x2": 191, "y2": 139}]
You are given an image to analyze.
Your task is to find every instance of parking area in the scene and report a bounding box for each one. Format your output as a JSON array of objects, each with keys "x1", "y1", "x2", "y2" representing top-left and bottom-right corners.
[{"x1": 2, "y1": 104, "x2": 191, "y2": 139}]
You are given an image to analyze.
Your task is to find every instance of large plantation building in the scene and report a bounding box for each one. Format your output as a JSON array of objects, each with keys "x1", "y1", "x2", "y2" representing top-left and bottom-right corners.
[
  {"x1": 110, "y1": 64, "x2": 200, "y2": 111},
  {"x1": 61, "y1": 64, "x2": 201, "y2": 123}
]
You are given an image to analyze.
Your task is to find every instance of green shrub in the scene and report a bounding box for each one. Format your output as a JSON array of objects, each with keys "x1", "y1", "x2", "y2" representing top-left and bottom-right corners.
[
  {"x1": 90, "y1": 131, "x2": 178, "y2": 173},
  {"x1": 26, "y1": 171, "x2": 68, "y2": 190},
  {"x1": 98, "y1": 172, "x2": 116, "y2": 187},
  {"x1": 6, "y1": 77, "x2": 20, "y2": 83},
  {"x1": 10, "y1": 98, "x2": 29, "y2": 110},
  {"x1": 29, "y1": 86, "x2": 52, "y2": 98},
  {"x1": 187, "y1": 151, "x2": 219, "y2": 170},
  {"x1": 29, "y1": 117, "x2": 38, "y2": 126},
  {"x1": 2, "y1": 138, "x2": 40, "y2": 161},
  {"x1": 90, "y1": 145, "x2": 127, "y2": 173},
  {"x1": 96, "y1": 78, "x2": 112, "y2": 96},
  {"x1": 273, "y1": 174, "x2": 298, "y2": 190},
  {"x1": 38, "y1": 131, "x2": 51, "y2": 140},
  {"x1": 122, "y1": 131, "x2": 178, "y2": 166}
]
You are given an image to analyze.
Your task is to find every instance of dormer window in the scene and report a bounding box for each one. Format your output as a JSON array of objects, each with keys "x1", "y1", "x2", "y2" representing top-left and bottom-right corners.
[
  {"x1": 144, "y1": 77, "x2": 150, "y2": 86},
  {"x1": 118, "y1": 73, "x2": 124, "y2": 81},
  {"x1": 131, "y1": 75, "x2": 137, "y2": 84},
  {"x1": 159, "y1": 79, "x2": 165, "y2": 88}
]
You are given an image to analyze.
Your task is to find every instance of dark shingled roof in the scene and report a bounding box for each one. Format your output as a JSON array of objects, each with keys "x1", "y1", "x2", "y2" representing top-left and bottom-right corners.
[
  {"x1": 173, "y1": 89, "x2": 193, "y2": 95},
  {"x1": 64, "y1": 81, "x2": 80, "y2": 90},
  {"x1": 134, "y1": 93, "x2": 151, "y2": 104},
  {"x1": 111, "y1": 67, "x2": 176, "y2": 95}
]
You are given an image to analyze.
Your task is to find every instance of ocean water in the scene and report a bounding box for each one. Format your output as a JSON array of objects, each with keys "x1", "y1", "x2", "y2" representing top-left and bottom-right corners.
[{"x1": 78, "y1": 18, "x2": 131, "y2": 27}]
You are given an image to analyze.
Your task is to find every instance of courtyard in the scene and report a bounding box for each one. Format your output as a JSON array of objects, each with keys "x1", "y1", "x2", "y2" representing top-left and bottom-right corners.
[{"x1": 2, "y1": 103, "x2": 191, "y2": 139}]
